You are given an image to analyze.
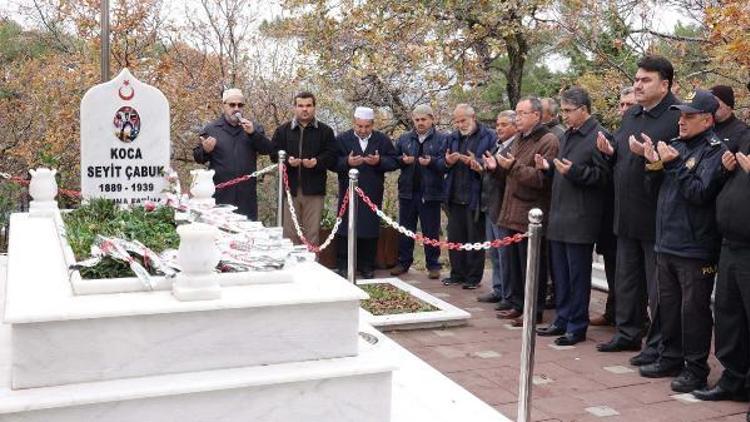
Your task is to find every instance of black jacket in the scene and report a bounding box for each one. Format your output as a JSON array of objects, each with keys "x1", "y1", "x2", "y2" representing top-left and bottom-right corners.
[
  {"x1": 394, "y1": 128, "x2": 448, "y2": 202},
  {"x1": 334, "y1": 130, "x2": 399, "y2": 238},
  {"x1": 646, "y1": 130, "x2": 727, "y2": 261},
  {"x1": 547, "y1": 117, "x2": 612, "y2": 244},
  {"x1": 716, "y1": 132, "x2": 750, "y2": 247},
  {"x1": 605, "y1": 92, "x2": 681, "y2": 241},
  {"x1": 442, "y1": 124, "x2": 496, "y2": 211},
  {"x1": 481, "y1": 136, "x2": 515, "y2": 222},
  {"x1": 271, "y1": 118, "x2": 337, "y2": 196},
  {"x1": 193, "y1": 116, "x2": 273, "y2": 219},
  {"x1": 714, "y1": 114, "x2": 749, "y2": 153}
]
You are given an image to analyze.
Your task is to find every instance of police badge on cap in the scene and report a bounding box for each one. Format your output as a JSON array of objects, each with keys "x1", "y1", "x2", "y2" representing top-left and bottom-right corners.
[{"x1": 669, "y1": 89, "x2": 719, "y2": 115}]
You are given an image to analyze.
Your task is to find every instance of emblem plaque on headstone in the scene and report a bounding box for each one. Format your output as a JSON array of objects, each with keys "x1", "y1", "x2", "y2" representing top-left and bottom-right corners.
[{"x1": 80, "y1": 68, "x2": 169, "y2": 204}]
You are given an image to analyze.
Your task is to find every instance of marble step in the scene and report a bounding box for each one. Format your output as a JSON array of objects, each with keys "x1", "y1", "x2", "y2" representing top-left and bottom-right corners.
[{"x1": 0, "y1": 343, "x2": 394, "y2": 422}]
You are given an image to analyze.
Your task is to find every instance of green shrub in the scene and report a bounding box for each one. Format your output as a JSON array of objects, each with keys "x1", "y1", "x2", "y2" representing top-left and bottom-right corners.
[{"x1": 62, "y1": 198, "x2": 179, "y2": 279}]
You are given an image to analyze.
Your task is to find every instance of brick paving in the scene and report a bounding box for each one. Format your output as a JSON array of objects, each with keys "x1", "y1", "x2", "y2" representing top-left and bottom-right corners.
[{"x1": 375, "y1": 268, "x2": 749, "y2": 422}]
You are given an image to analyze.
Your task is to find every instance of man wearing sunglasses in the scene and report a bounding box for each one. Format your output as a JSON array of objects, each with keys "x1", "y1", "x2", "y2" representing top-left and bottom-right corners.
[{"x1": 194, "y1": 88, "x2": 273, "y2": 219}]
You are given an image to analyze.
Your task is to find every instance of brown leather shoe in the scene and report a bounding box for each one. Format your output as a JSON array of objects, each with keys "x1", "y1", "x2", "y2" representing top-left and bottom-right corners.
[
  {"x1": 496, "y1": 309, "x2": 522, "y2": 319},
  {"x1": 427, "y1": 268, "x2": 440, "y2": 279},
  {"x1": 590, "y1": 314, "x2": 613, "y2": 327},
  {"x1": 510, "y1": 314, "x2": 544, "y2": 327},
  {"x1": 390, "y1": 264, "x2": 408, "y2": 276}
]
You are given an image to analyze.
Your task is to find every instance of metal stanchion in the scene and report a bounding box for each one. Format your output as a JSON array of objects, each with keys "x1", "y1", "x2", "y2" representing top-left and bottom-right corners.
[
  {"x1": 276, "y1": 150, "x2": 286, "y2": 228},
  {"x1": 517, "y1": 208, "x2": 544, "y2": 422},
  {"x1": 347, "y1": 169, "x2": 359, "y2": 285}
]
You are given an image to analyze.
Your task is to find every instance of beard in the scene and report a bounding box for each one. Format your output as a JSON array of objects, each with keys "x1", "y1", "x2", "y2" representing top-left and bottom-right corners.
[{"x1": 458, "y1": 123, "x2": 477, "y2": 136}]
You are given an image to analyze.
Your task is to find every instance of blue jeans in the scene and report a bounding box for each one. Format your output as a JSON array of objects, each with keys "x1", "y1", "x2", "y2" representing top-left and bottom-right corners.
[
  {"x1": 486, "y1": 217, "x2": 509, "y2": 300},
  {"x1": 397, "y1": 194, "x2": 441, "y2": 270}
]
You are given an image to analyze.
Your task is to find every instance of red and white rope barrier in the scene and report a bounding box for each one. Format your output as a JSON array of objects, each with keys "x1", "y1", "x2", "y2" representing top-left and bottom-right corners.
[
  {"x1": 354, "y1": 187, "x2": 528, "y2": 250},
  {"x1": 281, "y1": 164, "x2": 347, "y2": 253},
  {"x1": 0, "y1": 172, "x2": 81, "y2": 199},
  {"x1": 5, "y1": 164, "x2": 528, "y2": 251},
  {"x1": 214, "y1": 164, "x2": 277, "y2": 190}
]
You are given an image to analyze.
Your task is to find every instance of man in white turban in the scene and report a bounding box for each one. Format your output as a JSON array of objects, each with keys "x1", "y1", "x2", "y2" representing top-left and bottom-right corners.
[
  {"x1": 194, "y1": 88, "x2": 273, "y2": 219},
  {"x1": 333, "y1": 106, "x2": 398, "y2": 279}
]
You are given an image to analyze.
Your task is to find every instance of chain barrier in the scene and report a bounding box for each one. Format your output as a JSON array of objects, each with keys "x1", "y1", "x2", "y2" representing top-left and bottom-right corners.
[
  {"x1": 5, "y1": 165, "x2": 528, "y2": 251},
  {"x1": 1, "y1": 162, "x2": 277, "y2": 199},
  {"x1": 281, "y1": 164, "x2": 347, "y2": 253},
  {"x1": 354, "y1": 187, "x2": 528, "y2": 250},
  {"x1": 0, "y1": 172, "x2": 81, "y2": 199},
  {"x1": 214, "y1": 164, "x2": 277, "y2": 190}
]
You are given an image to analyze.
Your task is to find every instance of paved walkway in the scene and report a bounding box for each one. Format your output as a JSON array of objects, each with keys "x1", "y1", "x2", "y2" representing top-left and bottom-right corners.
[{"x1": 377, "y1": 269, "x2": 748, "y2": 422}]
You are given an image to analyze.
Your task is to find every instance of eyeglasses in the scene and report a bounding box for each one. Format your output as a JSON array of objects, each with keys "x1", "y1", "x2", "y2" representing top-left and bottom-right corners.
[
  {"x1": 561, "y1": 106, "x2": 583, "y2": 114},
  {"x1": 225, "y1": 102, "x2": 245, "y2": 108}
]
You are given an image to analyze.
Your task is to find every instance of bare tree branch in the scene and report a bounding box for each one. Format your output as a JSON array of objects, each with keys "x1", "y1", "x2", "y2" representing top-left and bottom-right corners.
[{"x1": 629, "y1": 28, "x2": 710, "y2": 43}]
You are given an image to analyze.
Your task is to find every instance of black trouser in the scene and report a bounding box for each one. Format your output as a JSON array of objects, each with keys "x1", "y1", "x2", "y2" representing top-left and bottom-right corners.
[
  {"x1": 506, "y1": 228, "x2": 547, "y2": 315},
  {"x1": 446, "y1": 203, "x2": 486, "y2": 285},
  {"x1": 335, "y1": 235, "x2": 378, "y2": 274},
  {"x1": 715, "y1": 245, "x2": 750, "y2": 392},
  {"x1": 613, "y1": 236, "x2": 661, "y2": 357},
  {"x1": 657, "y1": 252, "x2": 716, "y2": 379},
  {"x1": 602, "y1": 243, "x2": 617, "y2": 322},
  {"x1": 397, "y1": 195, "x2": 441, "y2": 270}
]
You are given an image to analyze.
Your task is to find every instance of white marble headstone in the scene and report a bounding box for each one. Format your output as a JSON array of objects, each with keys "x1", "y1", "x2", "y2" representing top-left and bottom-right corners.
[{"x1": 80, "y1": 68, "x2": 169, "y2": 205}]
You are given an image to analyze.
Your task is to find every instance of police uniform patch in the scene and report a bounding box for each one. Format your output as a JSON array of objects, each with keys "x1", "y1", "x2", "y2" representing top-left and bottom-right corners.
[
  {"x1": 685, "y1": 157, "x2": 697, "y2": 170},
  {"x1": 685, "y1": 91, "x2": 696, "y2": 101},
  {"x1": 700, "y1": 264, "x2": 717, "y2": 276}
]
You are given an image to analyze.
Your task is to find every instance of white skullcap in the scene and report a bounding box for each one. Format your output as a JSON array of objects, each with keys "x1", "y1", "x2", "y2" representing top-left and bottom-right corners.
[
  {"x1": 222, "y1": 88, "x2": 244, "y2": 102},
  {"x1": 354, "y1": 106, "x2": 375, "y2": 120}
]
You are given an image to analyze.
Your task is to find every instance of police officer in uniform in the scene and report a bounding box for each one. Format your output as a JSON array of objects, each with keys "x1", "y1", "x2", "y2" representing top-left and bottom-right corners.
[
  {"x1": 692, "y1": 116, "x2": 750, "y2": 415},
  {"x1": 637, "y1": 90, "x2": 727, "y2": 393}
]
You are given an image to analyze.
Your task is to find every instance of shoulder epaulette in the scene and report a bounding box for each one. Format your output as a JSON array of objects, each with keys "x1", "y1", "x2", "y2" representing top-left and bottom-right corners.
[{"x1": 646, "y1": 161, "x2": 664, "y2": 171}]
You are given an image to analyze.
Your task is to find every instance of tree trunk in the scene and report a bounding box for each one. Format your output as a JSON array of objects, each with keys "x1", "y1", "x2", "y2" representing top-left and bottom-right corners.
[{"x1": 504, "y1": 32, "x2": 528, "y2": 109}]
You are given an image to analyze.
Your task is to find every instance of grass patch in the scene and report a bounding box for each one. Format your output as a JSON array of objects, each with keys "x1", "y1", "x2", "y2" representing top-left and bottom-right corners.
[
  {"x1": 359, "y1": 282, "x2": 438, "y2": 316},
  {"x1": 62, "y1": 198, "x2": 179, "y2": 279}
]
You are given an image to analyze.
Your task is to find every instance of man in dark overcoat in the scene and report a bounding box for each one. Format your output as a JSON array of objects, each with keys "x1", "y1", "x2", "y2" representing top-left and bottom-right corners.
[
  {"x1": 535, "y1": 87, "x2": 611, "y2": 346},
  {"x1": 193, "y1": 88, "x2": 274, "y2": 219},
  {"x1": 595, "y1": 56, "x2": 680, "y2": 368},
  {"x1": 334, "y1": 107, "x2": 398, "y2": 279}
]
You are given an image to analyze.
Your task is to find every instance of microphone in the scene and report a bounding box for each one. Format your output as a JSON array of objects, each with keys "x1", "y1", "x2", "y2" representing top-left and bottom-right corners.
[{"x1": 233, "y1": 111, "x2": 243, "y2": 122}]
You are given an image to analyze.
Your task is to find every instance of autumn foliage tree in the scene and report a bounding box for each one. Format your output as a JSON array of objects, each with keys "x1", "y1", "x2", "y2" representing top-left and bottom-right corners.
[
  {"x1": 0, "y1": 0, "x2": 304, "y2": 223},
  {"x1": 267, "y1": 0, "x2": 552, "y2": 131}
]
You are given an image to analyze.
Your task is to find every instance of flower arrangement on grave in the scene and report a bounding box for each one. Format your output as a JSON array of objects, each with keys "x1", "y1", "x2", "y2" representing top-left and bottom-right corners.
[{"x1": 63, "y1": 198, "x2": 180, "y2": 279}]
